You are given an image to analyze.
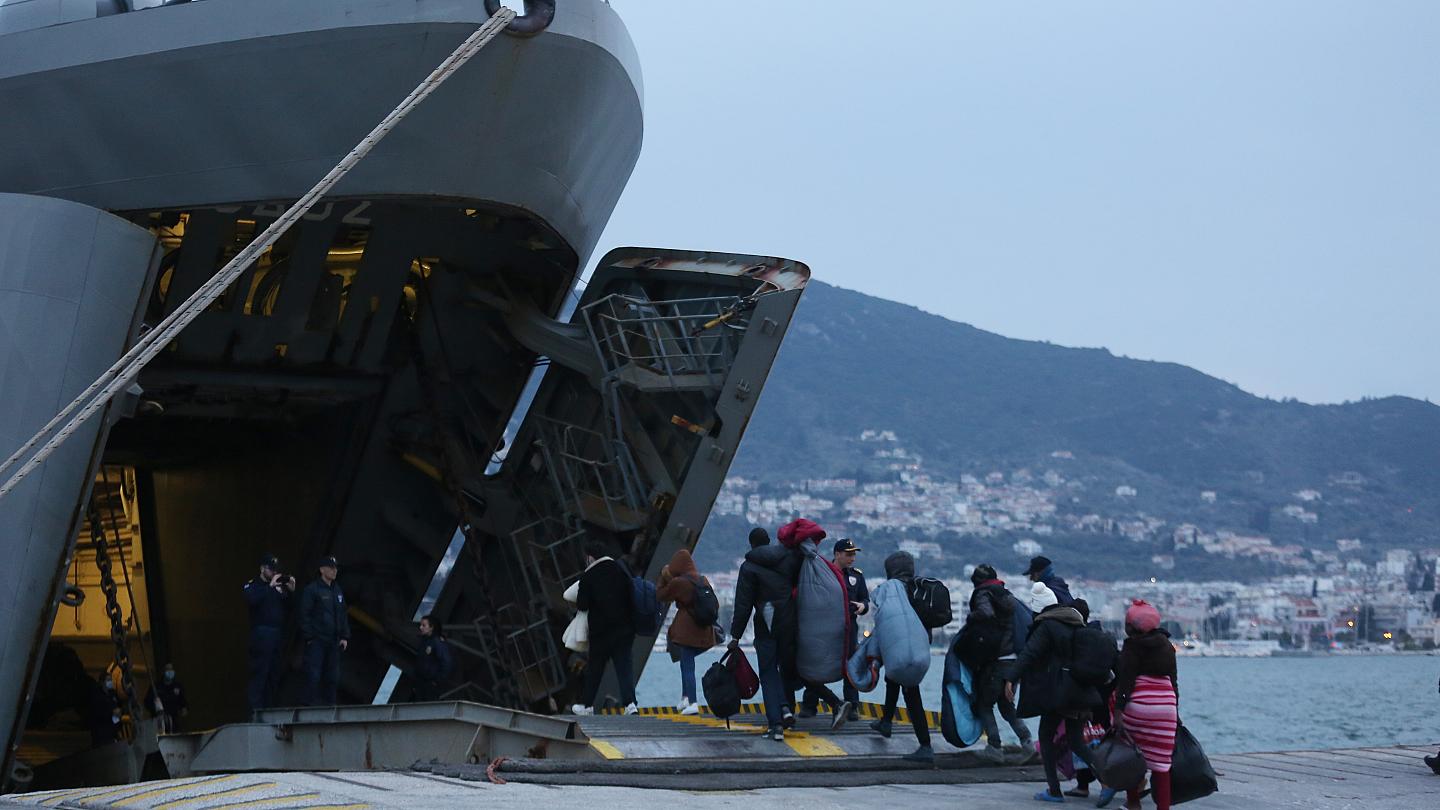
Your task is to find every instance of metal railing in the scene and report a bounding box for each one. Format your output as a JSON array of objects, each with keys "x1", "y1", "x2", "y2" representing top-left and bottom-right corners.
[
  {"x1": 535, "y1": 417, "x2": 645, "y2": 532},
  {"x1": 582, "y1": 293, "x2": 752, "y2": 391}
]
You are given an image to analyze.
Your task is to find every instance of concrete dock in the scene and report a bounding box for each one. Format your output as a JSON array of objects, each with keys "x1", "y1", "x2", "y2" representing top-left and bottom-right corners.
[{"x1": 3, "y1": 743, "x2": 1434, "y2": 809}]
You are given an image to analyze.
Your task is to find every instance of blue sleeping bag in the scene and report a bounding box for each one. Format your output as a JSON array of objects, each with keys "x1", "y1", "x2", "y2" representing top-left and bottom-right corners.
[
  {"x1": 867, "y1": 578, "x2": 930, "y2": 688},
  {"x1": 940, "y1": 639, "x2": 984, "y2": 747}
]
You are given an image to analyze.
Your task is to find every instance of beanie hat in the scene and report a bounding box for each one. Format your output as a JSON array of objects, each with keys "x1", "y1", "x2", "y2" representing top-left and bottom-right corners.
[
  {"x1": 777, "y1": 518, "x2": 826, "y2": 549},
  {"x1": 1126, "y1": 599, "x2": 1162, "y2": 633},
  {"x1": 1027, "y1": 581, "x2": 1059, "y2": 613},
  {"x1": 970, "y1": 564, "x2": 997, "y2": 586},
  {"x1": 748, "y1": 527, "x2": 771, "y2": 548}
]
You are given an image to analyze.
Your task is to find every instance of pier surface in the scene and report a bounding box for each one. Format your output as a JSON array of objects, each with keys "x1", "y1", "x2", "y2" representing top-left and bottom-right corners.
[{"x1": 3, "y1": 743, "x2": 1434, "y2": 809}]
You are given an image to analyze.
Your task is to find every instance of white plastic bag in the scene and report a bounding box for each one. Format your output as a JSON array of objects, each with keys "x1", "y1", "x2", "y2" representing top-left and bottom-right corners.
[
  {"x1": 562, "y1": 580, "x2": 588, "y2": 651},
  {"x1": 563, "y1": 611, "x2": 589, "y2": 652}
]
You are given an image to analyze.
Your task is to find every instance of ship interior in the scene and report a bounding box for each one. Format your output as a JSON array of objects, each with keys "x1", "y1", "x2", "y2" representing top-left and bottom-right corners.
[{"x1": 18, "y1": 197, "x2": 784, "y2": 781}]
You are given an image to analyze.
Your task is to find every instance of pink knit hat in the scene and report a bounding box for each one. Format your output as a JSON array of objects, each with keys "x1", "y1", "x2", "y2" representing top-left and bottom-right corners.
[{"x1": 1125, "y1": 599, "x2": 1162, "y2": 632}]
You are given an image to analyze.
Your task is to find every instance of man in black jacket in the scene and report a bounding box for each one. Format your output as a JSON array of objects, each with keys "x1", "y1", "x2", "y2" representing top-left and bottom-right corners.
[
  {"x1": 300, "y1": 556, "x2": 350, "y2": 706},
  {"x1": 572, "y1": 543, "x2": 637, "y2": 715},
  {"x1": 728, "y1": 527, "x2": 799, "y2": 739},
  {"x1": 1005, "y1": 584, "x2": 1100, "y2": 802},
  {"x1": 964, "y1": 564, "x2": 1034, "y2": 763},
  {"x1": 243, "y1": 553, "x2": 294, "y2": 712}
]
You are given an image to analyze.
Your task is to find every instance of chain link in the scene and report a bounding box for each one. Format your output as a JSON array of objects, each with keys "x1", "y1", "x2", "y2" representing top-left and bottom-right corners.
[{"x1": 87, "y1": 504, "x2": 139, "y2": 718}]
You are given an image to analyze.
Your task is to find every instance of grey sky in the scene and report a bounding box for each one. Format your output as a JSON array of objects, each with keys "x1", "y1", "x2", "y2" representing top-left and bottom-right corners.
[{"x1": 592, "y1": 1, "x2": 1440, "y2": 405}]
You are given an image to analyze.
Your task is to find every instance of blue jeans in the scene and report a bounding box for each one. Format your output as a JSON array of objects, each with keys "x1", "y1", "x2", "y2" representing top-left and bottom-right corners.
[
  {"x1": 678, "y1": 645, "x2": 700, "y2": 702},
  {"x1": 753, "y1": 635, "x2": 788, "y2": 728}
]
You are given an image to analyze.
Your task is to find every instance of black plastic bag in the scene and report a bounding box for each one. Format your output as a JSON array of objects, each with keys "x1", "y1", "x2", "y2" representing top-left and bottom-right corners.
[
  {"x1": 1171, "y1": 723, "x2": 1219, "y2": 804},
  {"x1": 1090, "y1": 727, "x2": 1148, "y2": 792}
]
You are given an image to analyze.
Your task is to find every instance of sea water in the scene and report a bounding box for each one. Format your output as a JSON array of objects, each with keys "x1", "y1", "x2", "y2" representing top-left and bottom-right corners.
[{"x1": 635, "y1": 650, "x2": 1438, "y2": 754}]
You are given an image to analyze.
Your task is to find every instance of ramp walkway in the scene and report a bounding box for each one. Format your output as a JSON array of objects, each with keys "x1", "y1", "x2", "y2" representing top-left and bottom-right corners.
[{"x1": 2, "y1": 745, "x2": 1435, "y2": 809}]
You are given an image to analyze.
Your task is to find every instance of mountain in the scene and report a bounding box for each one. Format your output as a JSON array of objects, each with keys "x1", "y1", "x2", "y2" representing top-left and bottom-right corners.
[{"x1": 707, "y1": 281, "x2": 1440, "y2": 578}]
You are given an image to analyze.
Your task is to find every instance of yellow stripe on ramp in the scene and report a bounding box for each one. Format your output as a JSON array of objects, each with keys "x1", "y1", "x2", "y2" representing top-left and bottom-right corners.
[
  {"x1": 784, "y1": 734, "x2": 848, "y2": 757},
  {"x1": 588, "y1": 739, "x2": 624, "y2": 759},
  {"x1": 110, "y1": 776, "x2": 238, "y2": 806},
  {"x1": 152, "y1": 782, "x2": 276, "y2": 810}
]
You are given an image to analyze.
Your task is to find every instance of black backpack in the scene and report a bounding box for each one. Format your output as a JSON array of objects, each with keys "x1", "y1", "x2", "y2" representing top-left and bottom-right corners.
[
  {"x1": 685, "y1": 575, "x2": 720, "y2": 628},
  {"x1": 908, "y1": 577, "x2": 954, "y2": 629},
  {"x1": 1069, "y1": 623, "x2": 1118, "y2": 686},
  {"x1": 701, "y1": 652, "x2": 742, "y2": 724},
  {"x1": 955, "y1": 616, "x2": 1005, "y2": 671}
]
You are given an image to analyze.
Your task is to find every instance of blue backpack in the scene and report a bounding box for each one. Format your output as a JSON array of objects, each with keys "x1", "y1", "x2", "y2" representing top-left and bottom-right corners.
[{"x1": 621, "y1": 560, "x2": 664, "y2": 636}]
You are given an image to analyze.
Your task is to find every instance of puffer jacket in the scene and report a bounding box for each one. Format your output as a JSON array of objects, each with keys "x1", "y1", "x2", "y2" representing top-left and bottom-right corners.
[
  {"x1": 795, "y1": 541, "x2": 848, "y2": 684},
  {"x1": 1013, "y1": 604, "x2": 1101, "y2": 718},
  {"x1": 656, "y1": 549, "x2": 716, "y2": 650},
  {"x1": 968, "y1": 580, "x2": 1018, "y2": 657}
]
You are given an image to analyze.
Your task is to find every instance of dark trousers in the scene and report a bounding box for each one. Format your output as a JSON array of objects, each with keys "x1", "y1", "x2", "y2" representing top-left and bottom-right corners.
[
  {"x1": 880, "y1": 679, "x2": 930, "y2": 746},
  {"x1": 801, "y1": 680, "x2": 843, "y2": 711},
  {"x1": 1039, "y1": 713, "x2": 1095, "y2": 797},
  {"x1": 753, "y1": 634, "x2": 789, "y2": 727},
  {"x1": 247, "y1": 626, "x2": 283, "y2": 712},
  {"x1": 580, "y1": 633, "x2": 636, "y2": 708},
  {"x1": 976, "y1": 661, "x2": 1031, "y2": 747},
  {"x1": 303, "y1": 639, "x2": 342, "y2": 706},
  {"x1": 802, "y1": 626, "x2": 858, "y2": 709}
]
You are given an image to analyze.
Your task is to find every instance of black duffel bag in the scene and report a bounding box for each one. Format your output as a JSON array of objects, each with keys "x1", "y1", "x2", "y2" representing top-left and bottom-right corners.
[
  {"x1": 1089, "y1": 726, "x2": 1149, "y2": 792},
  {"x1": 1170, "y1": 722, "x2": 1219, "y2": 804}
]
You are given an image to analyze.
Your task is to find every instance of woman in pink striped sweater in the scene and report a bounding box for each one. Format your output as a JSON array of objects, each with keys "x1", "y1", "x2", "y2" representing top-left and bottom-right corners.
[{"x1": 1113, "y1": 600, "x2": 1178, "y2": 810}]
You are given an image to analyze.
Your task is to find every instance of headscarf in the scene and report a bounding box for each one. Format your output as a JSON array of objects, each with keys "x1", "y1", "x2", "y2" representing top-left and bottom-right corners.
[
  {"x1": 1125, "y1": 599, "x2": 1162, "y2": 633},
  {"x1": 1027, "y1": 581, "x2": 1059, "y2": 613}
]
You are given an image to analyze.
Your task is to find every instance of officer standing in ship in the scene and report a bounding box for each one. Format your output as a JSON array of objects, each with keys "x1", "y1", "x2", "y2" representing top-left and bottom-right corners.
[
  {"x1": 799, "y1": 538, "x2": 869, "y2": 720},
  {"x1": 244, "y1": 553, "x2": 295, "y2": 713},
  {"x1": 300, "y1": 556, "x2": 351, "y2": 706}
]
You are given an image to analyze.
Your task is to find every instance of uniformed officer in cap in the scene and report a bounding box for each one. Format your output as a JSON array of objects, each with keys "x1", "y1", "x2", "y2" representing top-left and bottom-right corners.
[
  {"x1": 243, "y1": 553, "x2": 295, "y2": 712},
  {"x1": 800, "y1": 538, "x2": 869, "y2": 720},
  {"x1": 300, "y1": 556, "x2": 351, "y2": 706}
]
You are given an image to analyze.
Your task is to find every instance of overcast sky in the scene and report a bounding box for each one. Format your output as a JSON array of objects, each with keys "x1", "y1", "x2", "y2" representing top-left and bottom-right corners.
[{"x1": 590, "y1": 1, "x2": 1440, "y2": 405}]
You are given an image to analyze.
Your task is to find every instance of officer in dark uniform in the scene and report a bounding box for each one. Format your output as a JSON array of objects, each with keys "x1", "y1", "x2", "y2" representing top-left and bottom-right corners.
[
  {"x1": 800, "y1": 538, "x2": 869, "y2": 720},
  {"x1": 243, "y1": 553, "x2": 295, "y2": 713},
  {"x1": 410, "y1": 614, "x2": 455, "y2": 702},
  {"x1": 300, "y1": 556, "x2": 350, "y2": 706},
  {"x1": 144, "y1": 662, "x2": 188, "y2": 733}
]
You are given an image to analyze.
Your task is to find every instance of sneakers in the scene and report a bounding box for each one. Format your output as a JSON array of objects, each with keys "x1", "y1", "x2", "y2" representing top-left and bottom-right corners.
[
  {"x1": 869, "y1": 718, "x2": 893, "y2": 738},
  {"x1": 765, "y1": 726, "x2": 785, "y2": 741},
  {"x1": 677, "y1": 697, "x2": 691, "y2": 711},
  {"x1": 679, "y1": 702, "x2": 699, "y2": 716},
  {"x1": 1032, "y1": 790, "x2": 1064, "y2": 803},
  {"x1": 570, "y1": 704, "x2": 593, "y2": 716},
  {"x1": 781, "y1": 708, "x2": 797, "y2": 729},
  {"x1": 623, "y1": 702, "x2": 639, "y2": 715},
  {"x1": 830, "y1": 701, "x2": 853, "y2": 730},
  {"x1": 976, "y1": 744, "x2": 1005, "y2": 765},
  {"x1": 796, "y1": 705, "x2": 817, "y2": 719},
  {"x1": 903, "y1": 744, "x2": 935, "y2": 764}
]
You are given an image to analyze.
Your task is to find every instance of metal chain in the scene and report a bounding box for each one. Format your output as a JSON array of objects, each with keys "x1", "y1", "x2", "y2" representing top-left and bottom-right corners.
[
  {"x1": 0, "y1": 5, "x2": 518, "y2": 502},
  {"x1": 87, "y1": 504, "x2": 139, "y2": 717}
]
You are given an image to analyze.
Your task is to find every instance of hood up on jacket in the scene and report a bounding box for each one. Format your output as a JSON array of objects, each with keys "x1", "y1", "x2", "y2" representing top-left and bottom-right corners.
[
  {"x1": 666, "y1": 548, "x2": 698, "y2": 579},
  {"x1": 884, "y1": 550, "x2": 915, "y2": 581},
  {"x1": 1034, "y1": 604, "x2": 1086, "y2": 627}
]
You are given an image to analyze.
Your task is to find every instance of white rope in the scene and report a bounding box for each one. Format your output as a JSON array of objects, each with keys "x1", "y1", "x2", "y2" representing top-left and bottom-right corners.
[{"x1": 0, "y1": 6, "x2": 517, "y2": 502}]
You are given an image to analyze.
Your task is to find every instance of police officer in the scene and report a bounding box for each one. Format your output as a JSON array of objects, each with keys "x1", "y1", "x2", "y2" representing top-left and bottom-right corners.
[
  {"x1": 243, "y1": 553, "x2": 295, "y2": 712},
  {"x1": 300, "y1": 556, "x2": 350, "y2": 706},
  {"x1": 800, "y1": 538, "x2": 869, "y2": 720},
  {"x1": 410, "y1": 614, "x2": 455, "y2": 702},
  {"x1": 144, "y1": 662, "x2": 188, "y2": 733}
]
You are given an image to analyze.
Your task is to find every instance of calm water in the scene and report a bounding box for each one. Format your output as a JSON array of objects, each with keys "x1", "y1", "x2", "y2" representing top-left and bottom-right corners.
[{"x1": 636, "y1": 651, "x2": 1438, "y2": 754}]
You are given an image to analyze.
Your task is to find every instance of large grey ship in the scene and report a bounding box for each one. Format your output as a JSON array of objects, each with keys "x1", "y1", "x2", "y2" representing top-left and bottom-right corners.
[{"x1": 0, "y1": 0, "x2": 807, "y2": 790}]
